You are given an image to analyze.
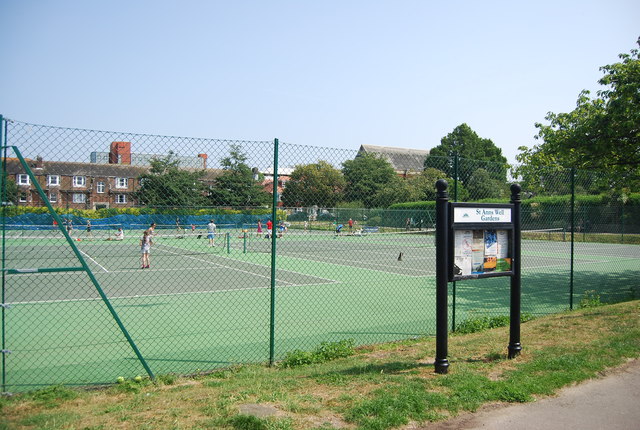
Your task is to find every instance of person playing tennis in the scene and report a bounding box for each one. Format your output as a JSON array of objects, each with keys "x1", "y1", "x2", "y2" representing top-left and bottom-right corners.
[
  {"x1": 207, "y1": 219, "x2": 217, "y2": 247},
  {"x1": 140, "y1": 228, "x2": 153, "y2": 268}
]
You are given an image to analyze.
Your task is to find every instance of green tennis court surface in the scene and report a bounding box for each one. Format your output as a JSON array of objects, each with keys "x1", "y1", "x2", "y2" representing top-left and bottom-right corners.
[{"x1": 3, "y1": 230, "x2": 638, "y2": 390}]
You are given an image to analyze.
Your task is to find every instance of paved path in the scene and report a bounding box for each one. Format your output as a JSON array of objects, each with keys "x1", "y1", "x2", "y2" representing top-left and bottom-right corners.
[{"x1": 418, "y1": 359, "x2": 640, "y2": 430}]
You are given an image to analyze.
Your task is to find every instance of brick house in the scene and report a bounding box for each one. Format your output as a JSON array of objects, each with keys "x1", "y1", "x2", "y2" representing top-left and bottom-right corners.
[
  {"x1": 4, "y1": 142, "x2": 217, "y2": 210},
  {"x1": 6, "y1": 156, "x2": 150, "y2": 209}
]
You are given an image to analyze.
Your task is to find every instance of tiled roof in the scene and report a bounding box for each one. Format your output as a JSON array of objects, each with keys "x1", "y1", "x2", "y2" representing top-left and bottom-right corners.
[{"x1": 358, "y1": 145, "x2": 430, "y2": 173}]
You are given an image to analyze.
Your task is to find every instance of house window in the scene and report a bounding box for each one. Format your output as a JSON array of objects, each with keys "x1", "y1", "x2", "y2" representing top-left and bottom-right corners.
[
  {"x1": 16, "y1": 174, "x2": 29, "y2": 185},
  {"x1": 115, "y1": 177, "x2": 128, "y2": 189},
  {"x1": 97, "y1": 181, "x2": 105, "y2": 193},
  {"x1": 115, "y1": 194, "x2": 127, "y2": 204},
  {"x1": 47, "y1": 175, "x2": 60, "y2": 186},
  {"x1": 49, "y1": 192, "x2": 58, "y2": 203},
  {"x1": 73, "y1": 176, "x2": 86, "y2": 187},
  {"x1": 19, "y1": 192, "x2": 27, "y2": 203},
  {"x1": 72, "y1": 193, "x2": 86, "y2": 204}
]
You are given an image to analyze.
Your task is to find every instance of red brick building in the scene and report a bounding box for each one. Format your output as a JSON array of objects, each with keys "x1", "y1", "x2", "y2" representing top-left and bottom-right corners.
[{"x1": 4, "y1": 142, "x2": 217, "y2": 210}]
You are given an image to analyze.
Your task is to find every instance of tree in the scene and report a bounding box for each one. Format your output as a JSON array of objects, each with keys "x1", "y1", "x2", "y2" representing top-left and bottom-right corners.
[
  {"x1": 208, "y1": 144, "x2": 270, "y2": 207},
  {"x1": 342, "y1": 153, "x2": 399, "y2": 208},
  {"x1": 465, "y1": 168, "x2": 507, "y2": 200},
  {"x1": 3, "y1": 177, "x2": 18, "y2": 205},
  {"x1": 133, "y1": 153, "x2": 208, "y2": 207},
  {"x1": 424, "y1": 123, "x2": 508, "y2": 191},
  {"x1": 518, "y1": 39, "x2": 640, "y2": 190},
  {"x1": 408, "y1": 167, "x2": 469, "y2": 202},
  {"x1": 280, "y1": 161, "x2": 345, "y2": 208},
  {"x1": 370, "y1": 176, "x2": 418, "y2": 208}
]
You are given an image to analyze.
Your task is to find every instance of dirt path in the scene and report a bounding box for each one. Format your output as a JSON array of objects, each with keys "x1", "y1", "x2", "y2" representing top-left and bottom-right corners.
[{"x1": 415, "y1": 359, "x2": 640, "y2": 430}]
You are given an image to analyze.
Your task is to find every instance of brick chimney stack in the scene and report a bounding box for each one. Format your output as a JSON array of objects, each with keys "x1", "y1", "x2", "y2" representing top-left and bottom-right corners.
[{"x1": 109, "y1": 141, "x2": 132, "y2": 164}]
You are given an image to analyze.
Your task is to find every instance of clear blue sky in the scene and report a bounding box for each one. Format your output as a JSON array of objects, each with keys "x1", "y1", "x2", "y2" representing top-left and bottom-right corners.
[{"x1": 1, "y1": 0, "x2": 638, "y2": 164}]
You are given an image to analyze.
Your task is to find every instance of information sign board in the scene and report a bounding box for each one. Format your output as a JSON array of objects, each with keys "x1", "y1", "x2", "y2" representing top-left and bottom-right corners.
[{"x1": 449, "y1": 203, "x2": 514, "y2": 281}]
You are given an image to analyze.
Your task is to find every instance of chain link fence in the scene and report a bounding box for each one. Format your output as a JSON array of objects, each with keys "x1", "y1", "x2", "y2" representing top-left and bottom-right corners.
[{"x1": 1, "y1": 117, "x2": 638, "y2": 392}]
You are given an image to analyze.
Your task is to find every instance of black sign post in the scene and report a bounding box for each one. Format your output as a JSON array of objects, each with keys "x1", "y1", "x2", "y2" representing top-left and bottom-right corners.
[
  {"x1": 434, "y1": 179, "x2": 450, "y2": 374},
  {"x1": 508, "y1": 184, "x2": 522, "y2": 359},
  {"x1": 434, "y1": 180, "x2": 522, "y2": 374}
]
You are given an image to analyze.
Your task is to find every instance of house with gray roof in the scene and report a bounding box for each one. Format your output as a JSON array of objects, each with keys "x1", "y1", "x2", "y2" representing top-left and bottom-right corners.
[{"x1": 357, "y1": 145, "x2": 429, "y2": 176}]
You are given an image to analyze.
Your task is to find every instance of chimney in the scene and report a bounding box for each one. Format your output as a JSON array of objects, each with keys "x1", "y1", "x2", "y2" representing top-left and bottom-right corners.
[
  {"x1": 109, "y1": 141, "x2": 132, "y2": 164},
  {"x1": 198, "y1": 153, "x2": 208, "y2": 169},
  {"x1": 36, "y1": 156, "x2": 44, "y2": 169}
]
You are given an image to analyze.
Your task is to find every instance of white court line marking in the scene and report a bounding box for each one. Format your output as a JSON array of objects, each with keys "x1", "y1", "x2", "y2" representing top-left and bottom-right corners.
[
  {"x1": 7, "y1": 281, "x2": 340, "y2": 305},
  {"x1": 153, "y1": 245, "x2": 294, "y2": 286},
  {"x1": 156, "y1": 243, "x2": 339, "y2": 284},
  {"x1": 79, "y1": 250, "x2": 109, "y2": 273}
]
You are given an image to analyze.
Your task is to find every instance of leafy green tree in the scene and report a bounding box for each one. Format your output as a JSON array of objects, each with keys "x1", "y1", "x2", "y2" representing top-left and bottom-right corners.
[
  {"x1": 208, "y1": 144, "x2": 270, "y2": 207},
  {"x1": 409, "y1": 167, "x2": 469, "y2": 201},
  {"x1": 3, "y1": 177, "x2": 18, "y2": 204},
  {"x1": 518, "y1": 39, "x2": 640, "y2": 191},
  {"x1": 342, "y1": 153, "x2": 399, "y2": 208},
  {"x1": 424, "y1": 123, "x2": 508, "y2": 187},
  {"x1": 133, "y1": 153, "x2": 208, "y2": 207},
  {"x1": 370, "y1": 176, "x2": 418, "y2": 208},
  {"x1": 281, "y1": 161, "x2": 345, "y2": 208},
  {"x1": 465, "y1": 168, "x2": 507, "y2": 199}
]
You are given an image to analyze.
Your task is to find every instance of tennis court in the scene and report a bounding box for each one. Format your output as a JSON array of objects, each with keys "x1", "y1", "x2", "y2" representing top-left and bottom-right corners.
[{"x1": 2, "y1": 227, "x2": 638, "y2": 390}]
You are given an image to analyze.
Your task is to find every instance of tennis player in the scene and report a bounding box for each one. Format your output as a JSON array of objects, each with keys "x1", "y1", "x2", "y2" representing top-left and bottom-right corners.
[
  {"x1": 140, "y1": 228, "x2": 153, "y2": 268},
  {"x1": 207, "y1": 219, "x2": 217, "y2": 246}
]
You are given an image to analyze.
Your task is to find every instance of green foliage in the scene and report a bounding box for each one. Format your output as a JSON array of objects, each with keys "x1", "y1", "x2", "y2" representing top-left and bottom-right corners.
[
  {"x1": 133, "y1": 152, "x2": 209, "y2": 207},
  {"x1": 2, "y1": 177, "x2": 18, "y2": 204},
  {"x1": 579, "y1": 290, "x2": 604, "y2": 309},
  {"x1": 228, "y1": 415, "x2": 294, "y2": 430},
  {"x1": 425, "y1": 124, "x2": 508, "y2": 191},
  {"x1": 209, "y1": 144, "x2": 271, "y2": 207},
  {"x1": 465, "y1": 168, "x2": 508, "y2": 199},
  {"x1": 454, "y1": 313, "x2": 534, "y2": 335},
  {"x1": 279, "y1": 339, "x2": 356, "y2": 368},
  {"x1": 342, "y1": 153, "x2": 398, "y2": 208},
  {"x1": 281, "y1": 161, "x2": 345, "y2": 208},
  {"x1": 389, "y1": 200, "x2": 436, "y2": 210},
  {"x1": 520, "y1": 39, "x2": 640, "y2": 191},
  {"x1": 229, "y1": 414, "x2": 269, "y2": 430},
  {"x1": 26, "y1": 385, "x2": 79, "y2": 408}
]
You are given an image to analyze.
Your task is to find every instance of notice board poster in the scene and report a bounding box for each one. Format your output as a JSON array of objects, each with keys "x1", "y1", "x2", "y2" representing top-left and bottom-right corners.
[{"x1": 453, "y1": 229, "x2": 511, "y2": 277}]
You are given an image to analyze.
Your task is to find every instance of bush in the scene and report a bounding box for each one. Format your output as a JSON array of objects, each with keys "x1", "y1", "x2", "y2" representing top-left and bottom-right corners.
[
  {"x1": 579, "y1": 290, "x2": 603, "y2": 308},
  {"x1": 454, "y1": 313, "x2": 534, "y2": 335},
  {"x1": 279, "y1": 339, "x2": 356, "y2": 368}
]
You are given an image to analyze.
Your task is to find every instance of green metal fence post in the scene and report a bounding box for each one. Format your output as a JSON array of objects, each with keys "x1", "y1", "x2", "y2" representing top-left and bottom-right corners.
[
  {"x1": 621, "y1": 204, "x2": 625, "y2": 244},
  {"x1": 8, "y1": 146, "x2": 156, "y2": 381},
  {"x1": 1, "y1": 115, "x2": 6, "y2": 393},
  {"x1": 570, "y1": 168, "x2": 575, "y2": 310},
  {"x1": 269, "y1": 138, "x2": 279, "y2": 366}
]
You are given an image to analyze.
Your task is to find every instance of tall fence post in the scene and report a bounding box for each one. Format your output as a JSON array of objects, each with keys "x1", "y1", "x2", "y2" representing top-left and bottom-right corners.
[
  {"x1": 8, "y1": 145, "x2": 156, "y2": 382},
  {"x1": 570, "y1": 168, "x2": 575, "y2": 310},
  {"x1": 0, "y1": 115, "x2": 6, "y2": 392},
  {"x1": 269, "y1": 138, "x2": 279, "y2": 366},
  {"x1": 508, "y1": 183, "x2": 522, "y2": 359},
  {"x1": 434, "y1": 179, "x2": 449, "y2": 374}
]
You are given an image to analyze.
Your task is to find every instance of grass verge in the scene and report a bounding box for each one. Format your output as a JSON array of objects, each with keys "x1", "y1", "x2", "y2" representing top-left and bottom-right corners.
[{"x1": 1, "y1": 300, "x2": 638, "y2": 430}]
